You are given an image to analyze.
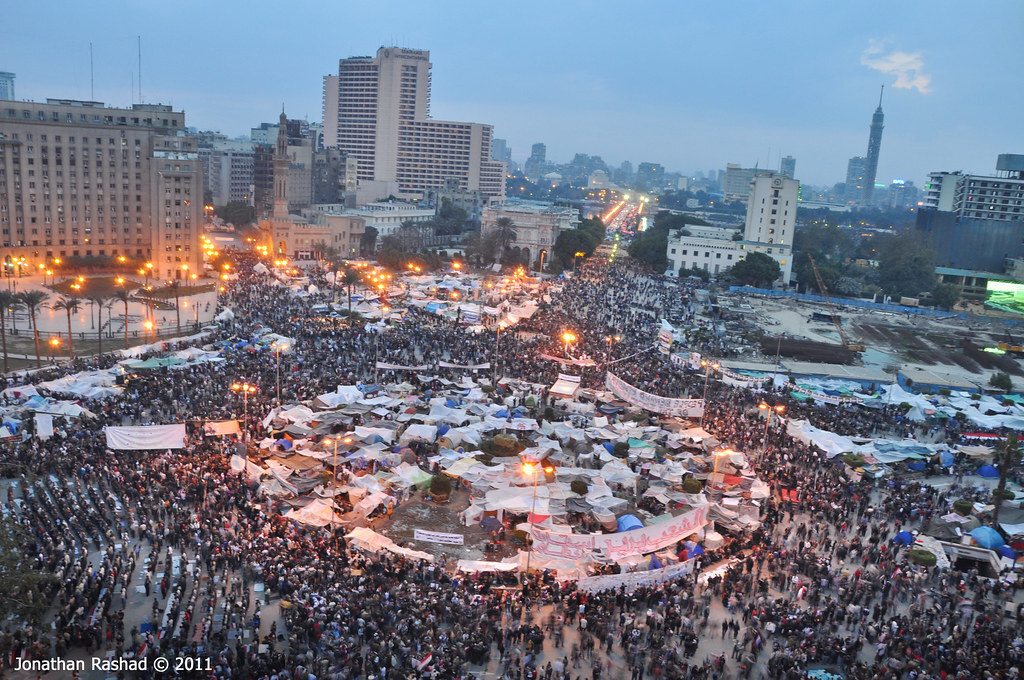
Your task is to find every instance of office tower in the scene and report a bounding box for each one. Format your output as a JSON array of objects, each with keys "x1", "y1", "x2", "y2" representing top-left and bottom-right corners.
[
  {"x1": 0, "y1": 72, "x2": 15, "y2": 101},
  {"x1": 845, "y1": 156, "x2": 867, "y2": 203},
  {"x1": 780, "y1": 155, "x2": 796, "y2": 179},
  {"x1": 862, "y1": 86, "x2": 885, "y2": 203},
  {"x1": 322, "y1": 47, "x2": 505, "y2": 202},
  {"x1": 723, "y1": 163, "x2": 757, "y2": 203},
  {"x1": 199, "y1": 140, "x2": 254, "y2": 207},
  {"x1": 525, "y1": 142, "x2": 547, "y2": 179},
  {"x1": 492, "y1": 138, "x2": 511, "y2": 164},
  {"x1": 0, "y1": 98, "x2": 202, "y2": 279},
  {"x1": 636, "y1": 162, "x2": 665, "y2": 190},
  {"x1": 917, "y1": 154, "x2": 1024, "y2": 270}
]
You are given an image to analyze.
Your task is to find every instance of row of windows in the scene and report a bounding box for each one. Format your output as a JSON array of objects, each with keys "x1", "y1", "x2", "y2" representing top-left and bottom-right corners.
[{"x1": 3, "y1": 108, "x2": 178, "y2": 127}]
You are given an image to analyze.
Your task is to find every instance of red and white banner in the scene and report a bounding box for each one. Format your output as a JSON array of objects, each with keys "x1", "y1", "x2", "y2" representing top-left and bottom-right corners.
[{"x1": 531, "y1": 505, "x2": 708, "y2": 560}]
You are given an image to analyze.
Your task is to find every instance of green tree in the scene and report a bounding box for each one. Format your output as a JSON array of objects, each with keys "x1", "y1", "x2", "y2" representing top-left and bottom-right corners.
[
  {"x1": 436, "y1": 198, "x2": 469, "y2": 235},
  {"x1": 215, "y1": 201, "x2": 255, "y2": 226},
  {"x1": 52, "y1": 296, "x2": 81, "y2": 360},
  {"x1": 626, "y1": 229, "x2": 670, "y2": 272},
  {"x1": 113, "y1": 289, "x2": 131, "y2": 350},
  {"x1": 342, "y1": 268, "x2": 360, "y2": 320},
  {"x1": 17, "y1": 290, "x2": 49, "y2": 368},
  {"x1": 728, "y1": 252, "x2": 781, "y2": 287},
  {"x1": 989, "y1": 372, "x2": 1012, "y2": 392},
  {"x1": 493, "y1": 217, "x2": 517, "y2": 262},
  {"x1": 554, "y1": 229, "x2": 599, "y2": 268},
  {"x1": 577, "y1": 217, "x2": 606, "y2": 244},
  {"x1": 992, "y1": 434, "x2": 1021, "y2": 527},
  {"x1": 0, "y1": 515, "x2": 58, "y2": 625},
  {"x1": 931, "y1": 282, "x2": 961, "y2": 311},
  {"x1": 0, "y1": 291, "x2": 19, "y2": 373},
  {"x1": 878, "y1": 231, "x2": 937, "y2": 298},
  {"x1": 360, "y1": 226, "x2": 378, "y2": 255}
]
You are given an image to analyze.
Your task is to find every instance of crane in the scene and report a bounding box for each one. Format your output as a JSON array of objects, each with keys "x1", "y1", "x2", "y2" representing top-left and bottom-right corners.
[{"x1": 806, "y1": 254, "x2": 865, "y2": 353}]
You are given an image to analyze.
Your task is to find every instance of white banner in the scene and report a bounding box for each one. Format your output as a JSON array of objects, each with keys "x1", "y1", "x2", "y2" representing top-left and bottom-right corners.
[
  {"x1": 605, "y1": 372, "x2": 704, "y2": 418},
  {"x1": 721, "y1": 368, "x2": 772, "y2": 387},
  {"x1": 786, "y1": 382, "x2": 863, "y2": 405},
  {"x1": 414, "y1": 529, "x2": 465, "y2": 545},
  {"x1": 437, "y1": 361, "x2": 491, "y2": 370},
  {"x1": 35, "y1": 413, "x2": 54, "y2": 439},
  {"x1": 104, "y1": 424, "x2": 186, "y2": 450},
  {"x1": 532, "y1": 505, "x2": 708, "y2": 561},
  {"x1": 376, "y1": 362, "x2": 430, "y2": 371},
  {"x1": 204, "y1": 420, "x2": 241, "y2": 436},
  {"x1": 576, "y1": 558, "x2": 695, "y2": 593}
]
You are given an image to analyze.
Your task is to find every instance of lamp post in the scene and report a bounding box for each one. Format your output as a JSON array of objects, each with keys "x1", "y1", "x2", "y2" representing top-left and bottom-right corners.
[
  {"x1": 561, "y1": 331, "x2": 577, "y2": 359},
  {"x1": 49, "y1": 337, "x2": 60, "y2": 363},
  {"x1": 231, "y1": 382, "x2": 257, "y2": 442},
  {"x1": 700, "y1": 359, "x2": 719, "y2": 428},
  {"x1": 521, "y1": 462, "x2": 552, "y2": 593},
  {"x1": 143, "y1": 319, "x2": 154, "y2": 343},
  {"x1": 272, "y1": 342, "x2": 289, "y2": 403},
  {"x1": 758, "y1": 402, "x2": 786, "y2": 453},
  {"x1": 538, "y1": 249, "x2": 547, "y2": 277},
  {"x1": 711, "y1": 449, "x2": 733, "y2": 505},
  {"x1": 573, "y1": 251, "x2": 585, "y2": 273},
  {"x1": 604, "y1": 335, "x2": 621, "y2": 365}
]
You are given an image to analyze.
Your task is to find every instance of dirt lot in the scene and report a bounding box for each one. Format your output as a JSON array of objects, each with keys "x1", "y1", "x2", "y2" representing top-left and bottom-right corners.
[{"x1": 382, "y1": 489, "x2": 512, "y2": 562}]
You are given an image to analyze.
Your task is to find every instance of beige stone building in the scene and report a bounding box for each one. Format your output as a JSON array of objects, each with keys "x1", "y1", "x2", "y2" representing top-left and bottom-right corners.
[{"x1": 0, "y1": 99, "x2": 203, "y2": 280}]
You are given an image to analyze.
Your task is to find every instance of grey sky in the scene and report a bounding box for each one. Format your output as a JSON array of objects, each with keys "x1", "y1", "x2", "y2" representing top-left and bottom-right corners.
[{"x1": 2, "y1": 0, "x2": 1021, "y2": 187}]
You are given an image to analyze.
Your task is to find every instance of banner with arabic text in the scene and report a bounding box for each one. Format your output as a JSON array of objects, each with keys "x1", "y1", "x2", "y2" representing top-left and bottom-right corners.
[
  {"x1": 531, "y1": 505, "x2": 708, "y2": 561},
  {"x1": 576, "y1": 558, "x2": 695, "y2": 593},
  {"x1": 414, "y1": 529, "x2": 465, "y2": 545},
  {"x1": 605, "y1": 372, "x2": 704, "y2": 418},
  {"x1": 786, "y1": 382, "x2": 863, "y2": 405}
]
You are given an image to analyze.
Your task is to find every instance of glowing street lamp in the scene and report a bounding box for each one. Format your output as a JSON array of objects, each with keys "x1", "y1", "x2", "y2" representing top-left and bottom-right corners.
[
  {"x1": 49, "y1": 337, "x2": 60, "y2": 362},
  {"x1": 711, "y1": 448, "x2": 733, "y2": 504},
  {"x1": 231, "y1": 382, "x2": 257, "y2": 442},
  {"x1": 323, "y1": 436, "x2": 354, "y2": 479},
  {"x1": 758, "y1": 403, "x2": 786, "y2": 452},
  {"x1": 604, "y1": 335, "x2": 621, "y2": 365},
  {"x1": 561, "y1": 331, "x2": 577, "y2": 358},
  {"x1": 573, "y1": 251, "x2": 586, "y2": 273}
]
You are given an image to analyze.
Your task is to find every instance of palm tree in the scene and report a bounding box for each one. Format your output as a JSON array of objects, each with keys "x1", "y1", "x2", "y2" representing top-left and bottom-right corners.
[
  {"x1": 17, "y1": 290, "x2": 49, "y2": 368},
  {"x1": 0, "y1": 290, "x2": 20, "y2": 373},
  {"x1": 992, "y1": 434, "x2": 1022, "y2": 527},
  {"x1": 494, "y1": 216, "x2": 517, "y2": 264},
  {"x1": 342, "y1": 268, "x2": 360, "y2": 321},
  {"x1": 113, "y1": 289, "x2": 131, "y2": 350},
  {"x1": 167, "y1": 280, "x2": 181, "y2": 336},
  {"x1": 52, "y1": 296, "x2": 81, "y2": 360},
  {"x1": 88, "y1": 295, "x2": 109, "y2": 357}
]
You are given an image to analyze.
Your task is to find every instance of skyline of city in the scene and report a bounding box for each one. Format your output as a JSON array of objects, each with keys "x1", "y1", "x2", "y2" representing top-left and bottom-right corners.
[{"x1": 1, "y1": 1, "x2": 1021, "y2": 188}]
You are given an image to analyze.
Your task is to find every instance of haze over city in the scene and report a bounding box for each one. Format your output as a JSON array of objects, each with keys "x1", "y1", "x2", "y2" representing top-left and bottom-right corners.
[{"x1": 2, "y1": 0, "x2": 1021, "y2": 187}]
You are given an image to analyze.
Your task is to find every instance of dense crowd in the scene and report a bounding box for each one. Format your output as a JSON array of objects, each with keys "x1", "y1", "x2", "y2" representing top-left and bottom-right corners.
[{"x1": 0, "y1": 249, "x2": 1020, "y2": 680}]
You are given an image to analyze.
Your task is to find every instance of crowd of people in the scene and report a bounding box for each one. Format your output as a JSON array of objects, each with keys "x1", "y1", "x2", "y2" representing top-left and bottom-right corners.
[{"x1": 0, "y1": 248, "x2": 1020, "y2": 680}]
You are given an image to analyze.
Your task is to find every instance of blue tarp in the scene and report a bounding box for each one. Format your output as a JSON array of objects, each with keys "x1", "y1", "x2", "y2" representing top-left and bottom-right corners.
[
  {"x1": 894, "y1": 531, "x2": 914, "y2": 546},
  {"x1": 997, "y1": 545, "x2": 1017, "y2": 559},
  {"x1": 602, "y1": 442, "x2": 615, "y2": 454},
  {"x1": 969, "y1": 526, "x2": 1005, "y2": 548},
  {"x1": 650, "y1": 555, "x2": 663, "y2": 569},
  {"x1": 437, "y1": 424, "x2": 451, "y2": 436},
  {"x1": 978, "y1": 465, "x2": 1000, "y2": 479},
  {"x1": 598, "y1": 404, "x2": 623, "y2": 415},
  {"x1": 616, "y1": 514, "x2": 644, "y2": 532},
  {"x1": 939, "y1": 451, "x2": 955, "y2": 467},
  {"x1": 907, "y1": 461, "x2": 927, "y2": 471}
]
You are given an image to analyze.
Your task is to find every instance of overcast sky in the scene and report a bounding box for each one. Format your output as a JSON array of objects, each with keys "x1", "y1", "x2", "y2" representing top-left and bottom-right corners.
[{"x1": 2, "y1": 1, "x2": 1021, "y2": 187}]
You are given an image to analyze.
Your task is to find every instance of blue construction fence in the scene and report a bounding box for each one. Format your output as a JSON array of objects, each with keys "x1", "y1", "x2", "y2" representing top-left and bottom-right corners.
[{"x1": 728, "y1": 286, "x2": 1024, "y2": 329}]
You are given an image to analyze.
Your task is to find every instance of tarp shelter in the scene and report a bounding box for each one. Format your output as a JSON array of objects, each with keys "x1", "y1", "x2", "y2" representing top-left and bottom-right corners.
[
  {"x1": 616, "y1": 514, "x2": 644, "y2": 532},
  {"x1": 549, "y1": 374, "x2": 582, "y2": 399},
  {"x1": 204, "y1": 420, "x2": 241, "y2": 436},
  {"x1": 284, "y1": 499, "x2": 341, "y2": 527},
  {"x1": 105, "y1": 424, "x2": 186, "y2": 450},
  {"x1": 894, "y1": 531, "x2": 914, "y2": 546},
  {"x1": 399, "y1": 424, "x2": 437, "y2": 444},
  {"x1": 977, "y1": 465, "x2": 1000, "y2": 479},
  {"x1": 970, "y1": 525, "x2": 1005, "y2": 548},
  {"x1": 346, "y1": 527, "x2": 433, "y2": 561}
]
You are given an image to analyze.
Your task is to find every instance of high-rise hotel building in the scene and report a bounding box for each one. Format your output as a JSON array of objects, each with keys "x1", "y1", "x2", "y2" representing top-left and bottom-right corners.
[
  {"x1": 322, "y1": 47, "x2": 505, "y2": 202},
  {"x1": 0, "y1": 99, "x2": 203, "y2": 280}
]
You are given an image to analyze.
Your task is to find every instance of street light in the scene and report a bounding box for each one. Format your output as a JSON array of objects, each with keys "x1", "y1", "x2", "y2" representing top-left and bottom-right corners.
[
  {"x1": 711, "y1": 448, "x2": 734, "y2": 505},
  {"x1": 323, "y1": 436, "x2": 353, "y2": 480},
  {"x1": 538, "y1": 249, "x2": 547, "y2": 277},
  {"x1": 231, "y1": 382, "x2": 257, "y2": 442},
  {"x1": 573, "y1": 251, "x2": 585, "y2": 273},
  {"x1": 700, "y1": 359, "x2": 719, "y2": 428},
  {"x1": 49, "y1": 337, "x2": 60, "y2": 362},
  {"x1": 758, "y1": 403, "x2": 786, "y2": 452},
  {"x1": 561, "y1": 331, "x2": 577, "y2": 358},
  {"x1": 604, "y1": 335, "x2": 621, "y2": 365},
  {"x1": 272, "y1": 342, "x2": 289, "y2": 403},
  {"x1": 521, "y1": 462, "x2": 554, "y2": 592}
]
